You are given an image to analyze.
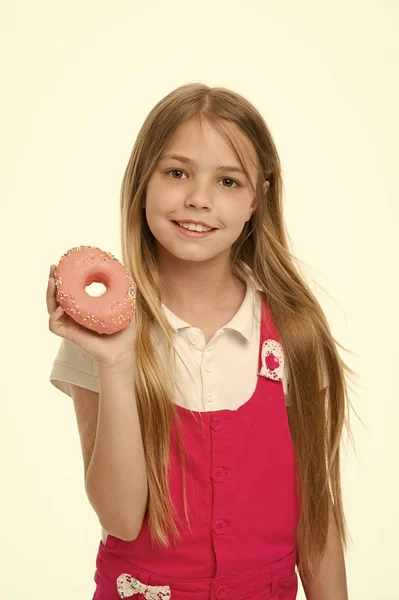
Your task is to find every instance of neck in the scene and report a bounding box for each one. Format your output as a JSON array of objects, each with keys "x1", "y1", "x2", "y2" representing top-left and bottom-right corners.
[{"x1": 157, "y1": 250, "x2": 245, "y2": 314}]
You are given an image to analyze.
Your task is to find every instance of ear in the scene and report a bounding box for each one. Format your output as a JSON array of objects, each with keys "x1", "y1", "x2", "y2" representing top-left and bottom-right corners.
[{"x1": 245, "y1": 179, "x2": 270, "y2": 221}]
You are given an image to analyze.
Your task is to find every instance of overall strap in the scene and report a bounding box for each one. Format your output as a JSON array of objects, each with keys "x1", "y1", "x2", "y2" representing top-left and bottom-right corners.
[{"x1": 257, "y1": 296, "x2": 285, "y2": 383}]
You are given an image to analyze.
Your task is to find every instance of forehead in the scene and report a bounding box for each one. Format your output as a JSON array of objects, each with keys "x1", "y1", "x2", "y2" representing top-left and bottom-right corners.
[{"x1": 160, "y1": 118, "x2": 259, "y2": 175}]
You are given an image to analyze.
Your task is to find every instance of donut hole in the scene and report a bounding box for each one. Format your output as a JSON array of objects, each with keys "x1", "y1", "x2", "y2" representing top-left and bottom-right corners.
[{"x1": 85, "y1": 282, "x2": 107, "y2": 297}]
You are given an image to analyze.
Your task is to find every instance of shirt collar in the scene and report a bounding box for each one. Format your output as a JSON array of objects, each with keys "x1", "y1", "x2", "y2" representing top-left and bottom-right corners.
[{"x1": 161, "y1": 284, "x2": 259, "y2": 342}]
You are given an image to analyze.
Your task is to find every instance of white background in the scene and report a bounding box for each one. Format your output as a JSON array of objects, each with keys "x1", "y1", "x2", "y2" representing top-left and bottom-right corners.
[{"x1": 1, "y1": 1, "x2": 398, "y2": 598}]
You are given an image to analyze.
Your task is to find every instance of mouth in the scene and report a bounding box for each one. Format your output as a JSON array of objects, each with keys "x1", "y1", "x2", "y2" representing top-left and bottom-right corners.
[{"x1": 171, "y1": 220, "x2": 218, "y2": 238}]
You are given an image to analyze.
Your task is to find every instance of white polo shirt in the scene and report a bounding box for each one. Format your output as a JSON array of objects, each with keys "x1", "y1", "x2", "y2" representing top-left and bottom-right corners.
[{"x1": 50, "y1": 285, "x2": 290, "y2": 409}]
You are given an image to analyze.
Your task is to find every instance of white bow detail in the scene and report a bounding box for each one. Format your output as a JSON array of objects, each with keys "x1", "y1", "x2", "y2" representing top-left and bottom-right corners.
[
  {"x1": 117, "y1": 573, "x2": 171, "y2": 599},
  {"x1": 258, "y1": 339, "x2": 284, "y2": 381}
]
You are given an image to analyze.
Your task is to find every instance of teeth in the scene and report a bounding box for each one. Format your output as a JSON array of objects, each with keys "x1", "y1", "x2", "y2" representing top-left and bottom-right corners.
[{"x1": 178, "y1": 222, "x2": 212, "y2": 232}]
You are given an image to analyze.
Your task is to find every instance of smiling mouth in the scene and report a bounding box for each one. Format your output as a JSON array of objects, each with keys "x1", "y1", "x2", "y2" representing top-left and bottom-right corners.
[{"x1": 171, "y1": 221, "x2": 217, "y2": 236}]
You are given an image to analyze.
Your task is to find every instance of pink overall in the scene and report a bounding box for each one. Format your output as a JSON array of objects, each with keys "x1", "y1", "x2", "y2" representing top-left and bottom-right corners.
[{"x1": 92, "y1": 299, "x2": 301, "y2": 599}]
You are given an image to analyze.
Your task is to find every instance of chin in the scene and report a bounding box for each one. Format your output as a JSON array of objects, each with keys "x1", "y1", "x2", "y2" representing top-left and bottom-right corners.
[
  {"x1": 168, "y1": 246, "x2": 214, "y2": 263},
  {"x1": 154, "y1": 239, "x2": 216, "y2": 263}
]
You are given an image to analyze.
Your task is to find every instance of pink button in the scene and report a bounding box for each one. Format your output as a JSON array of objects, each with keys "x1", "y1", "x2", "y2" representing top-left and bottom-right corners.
[
  {"x1": 212, "y1": 417, "x2": 223, "y2": 432},
  {"x1": 266, "y1": 352, "x2": 280, "y2": 371},
  {"x1": 215, "y1": 585, "x2": 228, "y2": 599},
  {"x1": 212, "y1": 467, "x2": 225, "y2": 483},
  {"x1": 213, "y1": 519, "x2": 227, "y2": 535}
]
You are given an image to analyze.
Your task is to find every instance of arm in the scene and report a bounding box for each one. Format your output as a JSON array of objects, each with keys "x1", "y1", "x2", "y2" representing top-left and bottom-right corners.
[
  {"x1": 300, "y1": 497, "x2": 348, "y2": 599},
  {"x1": 47, "y1": 265, "x2": 146, "y2": 541},
  {"x1": 83, "y1": 361, "x2": 148, "y2": 541}
]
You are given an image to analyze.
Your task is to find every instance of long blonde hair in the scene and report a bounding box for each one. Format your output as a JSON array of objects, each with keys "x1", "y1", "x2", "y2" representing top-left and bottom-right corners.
[{"x1": 120, "y1": 82, "x2": 356, "y2": 580}]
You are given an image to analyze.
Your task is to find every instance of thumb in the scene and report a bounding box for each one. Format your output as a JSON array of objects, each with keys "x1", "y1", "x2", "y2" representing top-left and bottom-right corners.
[{"x1": 48, "y1": 306, "x2": 69, "y2": 339}]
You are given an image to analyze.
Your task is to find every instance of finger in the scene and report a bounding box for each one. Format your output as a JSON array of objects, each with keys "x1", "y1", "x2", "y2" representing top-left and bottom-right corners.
[
  {"x1": 46, "y1": 264, "x2": 59, "y2": 314},
  {"x1": 48, "y1": 306, "x2": 66, "y2": 337},
  {"x1": 46, "y1": 277, "x2": 58, "y2": 315}
]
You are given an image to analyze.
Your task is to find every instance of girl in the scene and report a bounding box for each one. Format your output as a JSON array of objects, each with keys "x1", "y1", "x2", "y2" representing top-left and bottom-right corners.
[{"x1": 47, "y1": 83, "x2": 352, "y2": 599}]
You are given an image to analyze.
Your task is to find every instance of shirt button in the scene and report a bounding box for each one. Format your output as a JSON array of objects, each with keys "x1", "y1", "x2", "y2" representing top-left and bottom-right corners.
[
  {"x1": 190, "y1": 335, "x2": 199, "y2": 345},
  {"x1": 206, "y1": 392, "x2": 213, "y2": 402},
  {"x1": 204, "y1": 362, "x2": 212, "y2": 372},
  {"x1": 213, "y1": 519, "x2": 227, "y2": 535},
  {"x1": 215, "y1": 585, "x2": 229, "y2": 599},
  {"x1": 211, "y1": 417, "x2": 223, "y2": 432},
  {"x1": 212, "y1": 467, "x2": 224, "y2": 483}
]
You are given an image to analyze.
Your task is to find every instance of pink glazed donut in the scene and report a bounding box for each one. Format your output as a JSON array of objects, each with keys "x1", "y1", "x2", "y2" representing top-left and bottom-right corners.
[{"x1": 54, "y1": 246, "x2": 136, "y2": 334}]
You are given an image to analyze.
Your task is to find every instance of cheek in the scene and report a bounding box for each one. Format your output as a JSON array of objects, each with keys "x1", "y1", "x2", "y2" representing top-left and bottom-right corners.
[
  {"x1": 145, "y1": 191, "x2": 177, "y2": 239},
  {"x1": 146, "y1": 186, "x2": 178, "y2": 220},
  {"x1": 226, "y1": 205, "x2": 253, "y2": 228}
]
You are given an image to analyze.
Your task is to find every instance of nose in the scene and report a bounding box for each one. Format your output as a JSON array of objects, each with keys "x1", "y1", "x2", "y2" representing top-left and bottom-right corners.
[{"x1": 184, "y1": 184, "x2": 213, "y2": 210}]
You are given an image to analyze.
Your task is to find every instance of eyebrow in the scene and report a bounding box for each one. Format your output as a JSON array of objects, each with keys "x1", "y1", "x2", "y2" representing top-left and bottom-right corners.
[{"x1": 160, "y1": 154, "x2": 246, "y2": 174}]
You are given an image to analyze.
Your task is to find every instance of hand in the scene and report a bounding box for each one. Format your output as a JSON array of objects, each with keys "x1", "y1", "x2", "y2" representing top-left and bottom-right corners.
[{"x1": 47, "y1": 264, "x2": 136, "y2": 370}]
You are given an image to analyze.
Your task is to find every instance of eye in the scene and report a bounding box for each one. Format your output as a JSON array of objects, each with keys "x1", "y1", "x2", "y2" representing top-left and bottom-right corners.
[
  {"x1": 165, "y1": 169, "x2": 241, "y2": 189},
  {"x1": 166, "y1": 169, "x2": 187, "y2": 179},
  {"x1": 221, "y1": 178, "x2": 240, "y2": 189}
]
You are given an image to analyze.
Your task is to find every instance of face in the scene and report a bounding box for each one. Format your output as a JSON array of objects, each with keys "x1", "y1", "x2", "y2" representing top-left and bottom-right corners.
[{"x1": 144, "y1": 118, "x2": 269, "y2": 265}]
